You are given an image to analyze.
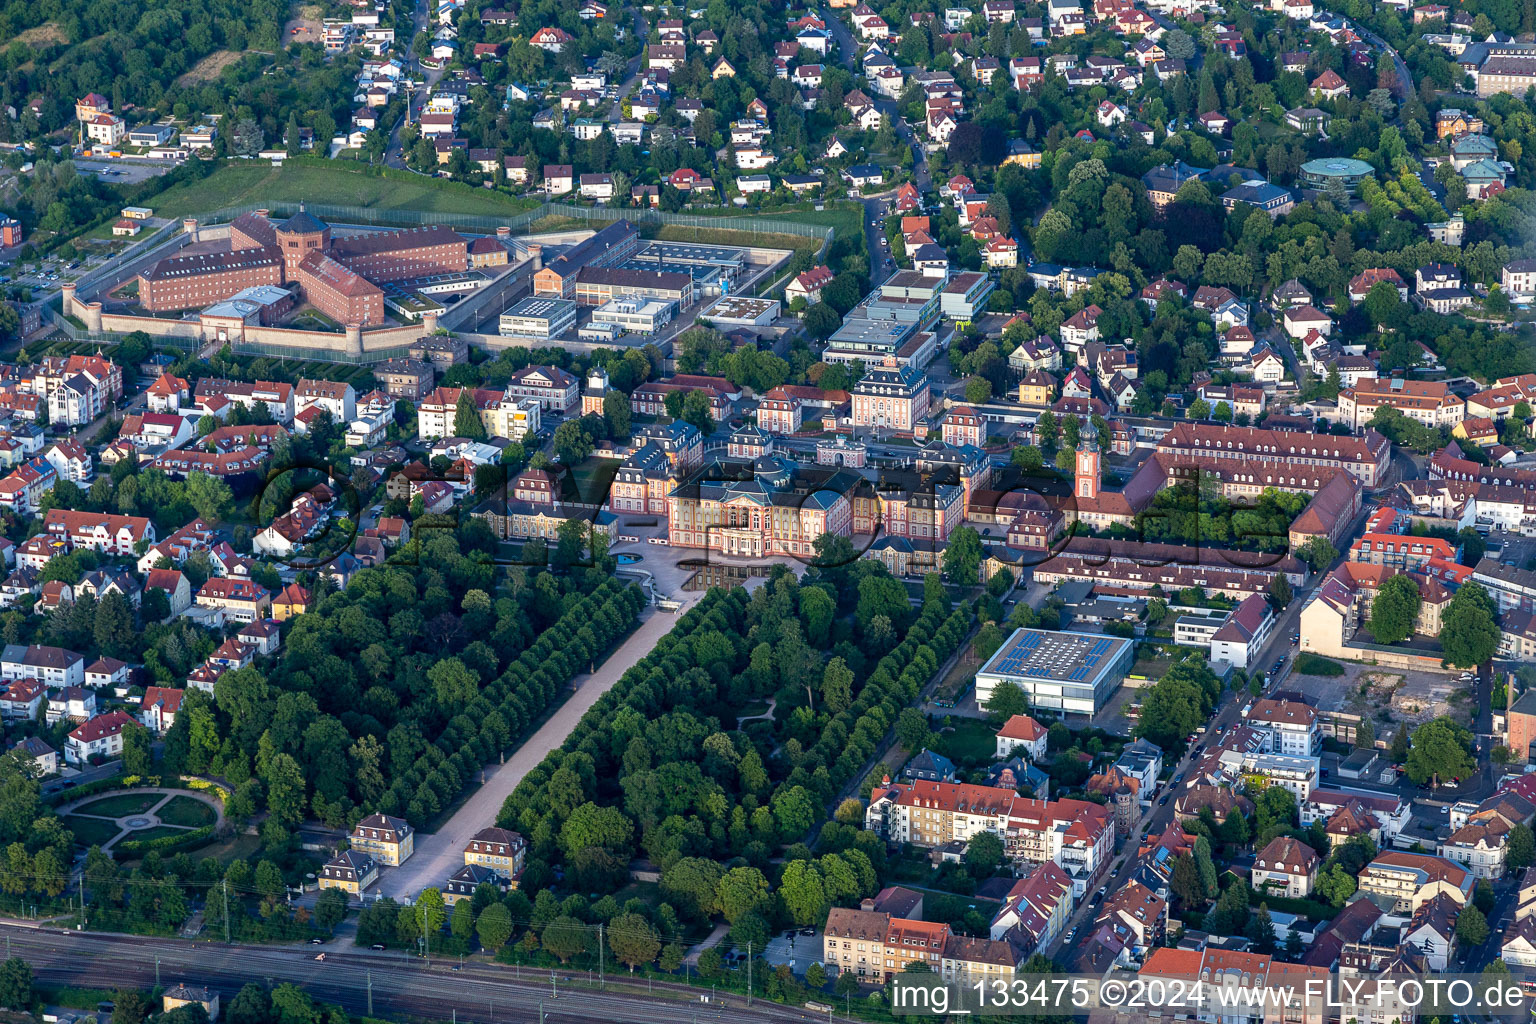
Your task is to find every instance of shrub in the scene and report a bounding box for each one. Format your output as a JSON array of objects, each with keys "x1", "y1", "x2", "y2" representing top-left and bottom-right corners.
[{"x1": 1293, "y1": 654, "x2": 1345, "y2": 677}]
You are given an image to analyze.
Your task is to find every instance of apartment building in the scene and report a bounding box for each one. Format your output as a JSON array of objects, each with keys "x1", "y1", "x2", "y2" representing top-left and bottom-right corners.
[
  {"x1": 1, "y1": 645, "x2": 84, "y2": 687},
  {"x1": 1357, "y1": 851, "x2": 1473, "y2": 912},
  {"x1": 1154, "y1": 422, "x2": 1392, "y2": 487},
  {"x1": 1243, "y1": 698, "x2": 1322, "y2": 756},
  {"x1": 1252, "y1": 836, "x2": 1320, "y2": 897},
  {"x1": 865, "y1": 779, "x2": 1113, "y2": 889},
  {"x1": 1339, "y1": 378, "x2": 1465, "y2": 430},
  {"x1": 65, "y1": 710, "x2": 134, "y2": 765}
]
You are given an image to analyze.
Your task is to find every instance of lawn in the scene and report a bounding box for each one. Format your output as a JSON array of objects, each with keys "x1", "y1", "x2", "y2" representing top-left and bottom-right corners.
[
  {"x1": 1129, "y1": 653, "x2": 1173, "y2": 681},
  {"x1": 61, "y1": 816, "x2": 123, "y2": 848},
  {"x1": 137, "y1": 161, "x2": 543, "y2": 221},
  {"x1": 935, "y1": 717, "x2": 998, "y2": 766},
  {"x1": 156, "y1": 795, "x2": 216, "y2": 828},
  {"x1": 565, "y1": 457, "x2": 621, "y2": 504},
  {"x1": 73, "y1": 792, "x2": 162, "y2": 817},
  {"x1": 922, "y1": 891, "x2": 1001, "y2": 929},
  {"x1": 194, "y1": 832, "x2": 262, "y2": 866},
  {"x1": 1294, "y1": 653, "x2": 1346, "y2": 677}
]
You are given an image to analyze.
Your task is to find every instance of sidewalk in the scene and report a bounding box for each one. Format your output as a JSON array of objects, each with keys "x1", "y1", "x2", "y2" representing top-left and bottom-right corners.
[{"x1": 372, "y1": 595, "x2": 706, "y2": 901}]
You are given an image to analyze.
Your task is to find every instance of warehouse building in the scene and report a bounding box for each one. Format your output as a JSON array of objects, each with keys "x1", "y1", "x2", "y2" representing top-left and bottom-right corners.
[
  {"x1": 499, "y1": 297, "x2": 578, "y2": 339},
  {"x1": 974, "y1": 628, "x2": 1135, "y2": 716},
  {"x1": 589, "y1": 297, "x2": 677, "y2": 335}
]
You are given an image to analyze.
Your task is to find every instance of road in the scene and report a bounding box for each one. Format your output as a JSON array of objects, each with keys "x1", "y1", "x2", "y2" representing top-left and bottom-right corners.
[
  {"x1": 374, "y1": 598, "x2": 705, "y2": 899},
  {"x1": 1041, "y1": 527, "x2": 1356, "y2": 960},
  {"x1": 1350, "y1": 22, "x2": 1413, "y2": 102},
  {"x1": 385, "y1": 0, "x2": 446, "y2": 170},
  {"x1": 820, "y1": 6, "x2": 929, "y2": 287},
  {"x1": 606, "y1": 9, "x2": 650, "y2": 122},
  {"x1": 0, "y1": 927, "x2": 826, "y2": 1024}
]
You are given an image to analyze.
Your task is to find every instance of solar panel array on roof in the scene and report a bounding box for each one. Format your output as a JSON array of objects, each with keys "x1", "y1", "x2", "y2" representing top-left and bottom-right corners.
[{"x1": 983, "y1": 628, "x2": 1135, "y2": 684}]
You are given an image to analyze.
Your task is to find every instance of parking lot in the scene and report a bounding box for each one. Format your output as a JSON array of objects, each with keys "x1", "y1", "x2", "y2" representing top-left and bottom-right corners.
[
  {"x1": 760, "y1": 927, "x2": 819, "y2": 970},
  {"x1": 72, "y1": 159, "x2": 171, "y2": 184}
]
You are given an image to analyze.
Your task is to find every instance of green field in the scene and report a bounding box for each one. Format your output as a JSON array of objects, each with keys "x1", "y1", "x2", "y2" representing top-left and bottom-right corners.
[
  {"x1": 565, "y1": 457, "x2": 621, "y2": 504},
  {"x1": 73, "y1": 792, "x2": 162, "y2": 817},
  {"x1": 139, "y1": 162, "x2": 544, "y2": 220},
  {"x1": 156, "y1": 795, "x2": 217, "y2": 828},
  {"x1": 1294, "y1": 653, "x2": 1346, "y2": 677},
  {"x1": 935, "y1": 717, "x2": 997, "y2": 765},
  {"x1": 62, "y1": 816, "x2": 124, "y2": 847}
]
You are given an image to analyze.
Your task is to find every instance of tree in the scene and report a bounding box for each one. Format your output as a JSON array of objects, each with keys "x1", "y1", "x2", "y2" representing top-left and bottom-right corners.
[
  {"x1": 1457, "y1": 903, "x2": 1489, "y2": 947},
  {"x1": 0, "y1": 958, "x2": 30, "y2": 1010},
  {"x1": 603, "y1": 390, "x2": 631, "y2": 439},
  {"x1": 1164, "y1": 28, "x2": 1195, "y2": 58},
  {"x1": 778, "y1": 861, "x2": 831, "y2": 926},
  {"x1": 1510, "y1": 824, "x2": 1536, "y2": 870},
  {"x1": 454, "y1": 390, "x2": 486, "y2": 440},
  {"x1": 120, "y1": 722, "x2": 152, "y2": 775},
  {"x1": 1013, "y1": 446, "x2": 1044, "y2": 471},
  {"x1": 821, "y1": 658, "x2": 854, "y2": 716},
  {"x1": 895, "y1": 708, "x2": 931, "y2": 754},
  {"x1": 607, "y1": 912, "x2": 661, "y2": 971},
  {"x1": 716, "y1": 866, "x2": 770, "y2": 923},
  {"x1": 1355, "y1": 716, "x2": 1375, "y2": 752},
  {"x1": 186, "y1": 472, "x2": 234, "y2": 523},
  {"x1": 1245, "y1": 903, "x2": 1276, "y2": 953},
  {"x1": 985, "y1": 680, "x2": 1030, "y2": 724},
  {"x1": 451, "y1": 899, "x2": 475, "y2": 943},
  {"x1": 1390, "y1": 724, "x2": 1411, "y2": 763},
  {"x1": 1170, "y1": 855, "x2": 1204, "y2": 907},
  {"x1": 315, "y1": 888, "x2": 347, "y2": 931},
  {"x1": 1297, "y1": 537, "x2": 1338, "y2": 573},
  {"x1": 964, "y1": 377, "x2": 993, "y2": 404},
  {"x1": 1441, "y1": 582, "x2": 1499, "y2": 668},
  {"x1": 541, "y1": 915, "x2": 589, "y2": 962},
  {"x1": 1367, "y1": 574, "x2": 1421, "y2": 644},
  {"x1": 661, "y1": 857, "x2": 724, "y2": 919},
  {"x1": 1316, "y1": 863, "x2": 1356, "y2": 906},
  {"x1": 230, "y1": 118, "x2": 265, "y2": 157},
  {"x1": 681, "y1": 390, "x2": 715, "y2": 435},
  {"x1": 965, "y1": 832, "x2": 1004, "y2": 877},
  {"x1": 1404, "y1": 717, "x2": 1476, "y2": 789},
  {"x1": 476, "y1": 902, "x2": 513, "y2": 950},
  {"x1": 414, "y1": 887, "x2": 447, "y2": 939},
  {"x1": 1134, "y1": 666, "x2": 1209, "y2": 750},
  {"x1": 943, "y1": 526, "x2": 982, "y2": 586},
  {"x1": 111, "y1": 991, "x2": 150, "y2": 1024},
  {"x1": 552, "y1": 420, "x2": 593, "y2": 463},
  {"x1": 1206, "y1": 881, "x2": 1251, "y2": 934},
  {"x1": 803, "y1": 303, "x2": 841, "y2": 339},
  {"x1": 1268, "y1": 573, "x2": 1292, "y2": 609},
  {"x1": 94, "y1": 591, "x2": 136, "y2": 660}
]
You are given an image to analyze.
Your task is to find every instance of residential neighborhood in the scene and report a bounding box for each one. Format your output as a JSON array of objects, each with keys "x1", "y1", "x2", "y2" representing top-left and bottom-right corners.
[{"x1": 2, "y1": 0, "x2": 1536, "y2": 1015}]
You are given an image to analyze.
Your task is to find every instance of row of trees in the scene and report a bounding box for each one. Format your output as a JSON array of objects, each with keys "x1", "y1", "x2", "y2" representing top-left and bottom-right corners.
[
  {"x1": 151, "y1": 534, "x2": 642, "y2": 843},
  {"x1": 495, "y1": 563, "x2": 973, "y2": 961}
]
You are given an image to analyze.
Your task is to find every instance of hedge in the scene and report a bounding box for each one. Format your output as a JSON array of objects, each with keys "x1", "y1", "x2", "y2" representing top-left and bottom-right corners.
[{"x1": 114, "y1": 824, "x2": 216, "y2": 858}]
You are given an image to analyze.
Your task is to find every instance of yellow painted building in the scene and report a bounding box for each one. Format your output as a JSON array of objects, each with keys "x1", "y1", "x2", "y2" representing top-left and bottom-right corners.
[
  {"x1": 351, "y1": 813, "x2": 415, "y2": 866},
  {"x1": 318, "y1": 849, "x2": 379, "y2": 895}
]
